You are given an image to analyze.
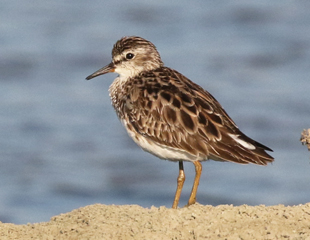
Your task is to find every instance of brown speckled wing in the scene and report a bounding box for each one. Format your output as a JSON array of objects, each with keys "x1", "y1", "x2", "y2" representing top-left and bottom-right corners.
[{"x1": 125, "y1": 67, "x2": 273, "y2": 165}]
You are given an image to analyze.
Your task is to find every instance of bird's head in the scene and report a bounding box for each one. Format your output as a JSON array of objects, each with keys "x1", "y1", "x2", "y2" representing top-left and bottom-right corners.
[{"x1": 86, "y1": 36, "x2": 163, "y2": 80}]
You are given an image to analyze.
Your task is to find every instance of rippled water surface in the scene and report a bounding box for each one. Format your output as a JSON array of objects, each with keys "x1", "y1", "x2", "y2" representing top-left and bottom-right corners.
[{"x1": 1, "y1": 1, "x2": 310, "y2": 223}]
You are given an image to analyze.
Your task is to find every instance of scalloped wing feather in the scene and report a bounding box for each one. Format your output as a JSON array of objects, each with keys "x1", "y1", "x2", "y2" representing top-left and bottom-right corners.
[{"x1": 117, "y1": 67, "x2": 273, "y2": 165}]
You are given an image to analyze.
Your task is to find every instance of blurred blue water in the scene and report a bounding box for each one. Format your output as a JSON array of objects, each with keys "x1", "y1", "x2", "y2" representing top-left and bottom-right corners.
[{"x1": 1, "y1": 1, "x2": 310, "y2": 224}]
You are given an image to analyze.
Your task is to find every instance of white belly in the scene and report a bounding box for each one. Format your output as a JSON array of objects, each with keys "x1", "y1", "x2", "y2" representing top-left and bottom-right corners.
[{"x1": 122, "y1": 120, "x2": 202, "y2": 162}]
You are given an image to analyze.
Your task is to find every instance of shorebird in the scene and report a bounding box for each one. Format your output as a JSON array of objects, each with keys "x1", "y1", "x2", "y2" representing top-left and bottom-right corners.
[{"x1": 86, "y1": 36, "x2": 274, "y2": 208}]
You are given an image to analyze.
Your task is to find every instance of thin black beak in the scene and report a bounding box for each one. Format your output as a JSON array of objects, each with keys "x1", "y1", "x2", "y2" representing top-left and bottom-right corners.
[{"x1": 86, "y1": 62, "x2": 115, "y2": 80}]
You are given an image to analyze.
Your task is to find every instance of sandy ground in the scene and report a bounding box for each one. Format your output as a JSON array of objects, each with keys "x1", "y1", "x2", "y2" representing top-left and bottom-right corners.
[{"x1": 1, "y1": 203, "x2": 310, "y2": 240}]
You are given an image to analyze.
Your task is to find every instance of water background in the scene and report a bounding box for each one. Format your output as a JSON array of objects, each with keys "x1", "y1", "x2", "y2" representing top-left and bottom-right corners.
[{"x1": 1, "y1": 1, "x2": 310, "y2": 224}]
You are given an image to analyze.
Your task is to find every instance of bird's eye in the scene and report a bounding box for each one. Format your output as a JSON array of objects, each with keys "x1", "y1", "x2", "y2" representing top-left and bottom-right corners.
[{"x1": 126, "y1": 53, "x2": 134, "y2": 59}]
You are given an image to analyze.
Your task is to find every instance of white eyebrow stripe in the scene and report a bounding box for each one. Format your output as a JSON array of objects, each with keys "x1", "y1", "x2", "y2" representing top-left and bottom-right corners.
[{"x1": 228, "y1": 134, "x2": 256, "y2": 150}]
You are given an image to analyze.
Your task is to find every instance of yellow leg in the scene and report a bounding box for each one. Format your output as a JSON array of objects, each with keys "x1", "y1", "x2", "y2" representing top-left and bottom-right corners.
[
  {"x1": 187, "y1": 161, "x2": 202, "y2": 206},
  {"x1": 172, "y1": 161, "x2": 185, "y2": 209}
]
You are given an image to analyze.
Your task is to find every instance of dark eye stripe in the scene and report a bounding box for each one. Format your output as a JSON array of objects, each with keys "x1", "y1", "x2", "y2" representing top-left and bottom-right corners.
[{"x1": 114, "y1": 57, "x2": 127, "y2": 65}]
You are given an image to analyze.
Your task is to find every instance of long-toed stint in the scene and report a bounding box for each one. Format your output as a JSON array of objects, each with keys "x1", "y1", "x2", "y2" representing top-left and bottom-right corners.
[{"x1": 86, "y1": 36, "x2": 274, "y2": 209}]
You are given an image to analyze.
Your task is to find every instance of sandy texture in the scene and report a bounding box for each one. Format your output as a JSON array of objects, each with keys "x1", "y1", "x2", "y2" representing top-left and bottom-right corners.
[{"x1": 1, "y1": 203, "x2": 310, "y2": 239}]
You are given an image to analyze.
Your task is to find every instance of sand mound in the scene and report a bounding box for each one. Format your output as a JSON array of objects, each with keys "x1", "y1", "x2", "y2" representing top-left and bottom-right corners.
[{"x1": 1, "y1": 203, "x2": 310, "y2": 239}]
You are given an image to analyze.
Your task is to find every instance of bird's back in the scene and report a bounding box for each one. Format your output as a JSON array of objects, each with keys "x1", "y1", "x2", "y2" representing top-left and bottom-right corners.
[{"x1": 109, "y1": 66, "x2": 274, "y2": 165}]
